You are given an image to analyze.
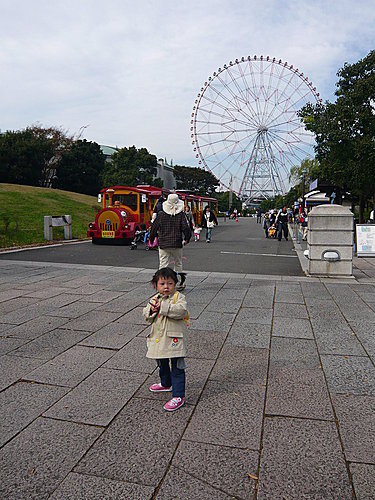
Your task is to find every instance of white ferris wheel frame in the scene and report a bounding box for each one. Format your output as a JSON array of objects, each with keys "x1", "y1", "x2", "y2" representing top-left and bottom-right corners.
[{"x1": 191, "y1": 55, "x2": 322, "y2": 202}]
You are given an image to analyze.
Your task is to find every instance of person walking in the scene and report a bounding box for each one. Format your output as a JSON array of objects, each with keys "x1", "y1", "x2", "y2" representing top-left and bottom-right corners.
[
  {"x1": 149, "y1": 193, "x2": 191, "y2": 290},
  {"x1": 143, "y1": 267, "x2": 189, "y2": 412},
  {"x1": 301, "y1": 207, "x2": 309, "y2": 240},
  {"x1": 263, "y1": 212, "x2": 270, "y2": 238},
  {"x1": 256, "y1": 207, "x2": 262, "y2": 223},
  {"x1": 201, "y1": 205, "x2": 218, "y2": 243},
  {"x1": 276, "y1": 206, "x2": 289, "y2": 241},
  {"x1": 184, "y1": 204, "x2": 194, "y2": 232}
]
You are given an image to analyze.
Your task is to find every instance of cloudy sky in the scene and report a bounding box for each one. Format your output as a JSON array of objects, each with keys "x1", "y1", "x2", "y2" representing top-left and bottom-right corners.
[{"x1": 1, "y1": 0, "x2": 374, "y2": 173}]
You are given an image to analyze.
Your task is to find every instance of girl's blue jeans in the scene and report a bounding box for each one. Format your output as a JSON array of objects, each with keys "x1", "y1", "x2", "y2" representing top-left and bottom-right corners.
[
  {"x1": 206, "y1": 227, "x2": 212, "y2": 241},
  {"x1": 159, "y1": 358, "x2": 185, "y2": 398}
]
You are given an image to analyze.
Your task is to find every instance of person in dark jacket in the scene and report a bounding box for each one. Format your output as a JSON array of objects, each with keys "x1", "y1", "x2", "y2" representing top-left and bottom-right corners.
[
  {"x1": 149, "y1": 193, "x2": 191, "y2": 290},
  {"x1": 201, "y1": 205, "x2": 218, "y2": 243},
  {"x1": 276, "y1": 206, "x2": 289, "y2": 241}
]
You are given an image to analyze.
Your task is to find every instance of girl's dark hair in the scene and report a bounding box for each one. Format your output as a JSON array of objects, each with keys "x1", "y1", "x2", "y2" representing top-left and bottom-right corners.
[{"x1": 151, "y1": 267, "x2": 178, "y2": 286}]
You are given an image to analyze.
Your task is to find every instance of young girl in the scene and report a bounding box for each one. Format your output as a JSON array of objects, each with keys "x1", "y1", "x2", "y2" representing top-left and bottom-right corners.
[
  {"x1": 193, "y1": 226, "x2": 202, "y2": 241},
  {"x1": 143, "y1": 267, "x2": 188, "y2": 412}
]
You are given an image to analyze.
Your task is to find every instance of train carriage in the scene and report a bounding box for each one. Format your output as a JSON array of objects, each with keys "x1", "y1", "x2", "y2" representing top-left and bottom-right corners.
[{"x1": 87, "y1": 185, "x2": 218, "y2": 244}]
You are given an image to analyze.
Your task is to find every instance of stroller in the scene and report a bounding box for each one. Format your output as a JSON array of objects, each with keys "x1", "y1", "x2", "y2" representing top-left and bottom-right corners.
[
  {"x1": 130, "y1": 226, "x2": 158, "y2": 250},
  {"x1": 268, "y1": 224, "x2": 277, "y2": 239}
]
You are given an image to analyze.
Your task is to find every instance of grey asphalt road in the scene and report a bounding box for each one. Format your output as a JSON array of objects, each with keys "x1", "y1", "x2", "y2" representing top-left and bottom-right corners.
[{"x1": 0, "y1": 217, "x2": 303, "y2": 276}]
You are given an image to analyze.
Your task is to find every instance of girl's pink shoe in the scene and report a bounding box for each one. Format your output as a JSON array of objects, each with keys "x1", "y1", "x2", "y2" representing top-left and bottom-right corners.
[
  {"x1": 150, "y1": 383, "x2": 172, "y2": 392},
  {"x1": 163, "y1": 397, "x2": 184, "y2": 411}
]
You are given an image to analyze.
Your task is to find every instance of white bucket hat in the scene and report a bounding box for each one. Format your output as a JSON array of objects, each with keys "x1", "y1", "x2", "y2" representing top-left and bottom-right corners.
[{"x1": 162, "y1": 193, "x2": 184, "y2": 216}]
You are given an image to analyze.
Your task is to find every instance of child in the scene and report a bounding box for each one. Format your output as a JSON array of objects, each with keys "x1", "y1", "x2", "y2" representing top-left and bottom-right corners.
[
  {"x1": 143, "y1": 267, "x2": 188, "y2": 412},
  {"x1": 193, "y1": 226, "x2": 202, "y2": 241}
]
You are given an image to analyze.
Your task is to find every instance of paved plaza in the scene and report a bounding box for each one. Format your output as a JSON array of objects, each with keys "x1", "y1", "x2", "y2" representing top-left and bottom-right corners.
[{"x1": 0, "y1": 249, "x2": 375, "y2": 498}]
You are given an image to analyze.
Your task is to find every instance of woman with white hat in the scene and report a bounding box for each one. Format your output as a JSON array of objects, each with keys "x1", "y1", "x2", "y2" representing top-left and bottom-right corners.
[{"x1": 149, "y1": 193, "x2": 192, "y2": 290}]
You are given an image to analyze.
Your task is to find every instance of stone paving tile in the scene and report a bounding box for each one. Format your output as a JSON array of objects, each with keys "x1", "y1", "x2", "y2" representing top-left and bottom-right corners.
[
  {"x1": 75, "y1": 397, "x2": 193, "y2": 486},
  {"x1": 349, "y1": 319, "x2": 375, "y2": 357},
  {"x1": 62, "y1": 310, "x2": 123, "y2": 331},
  {"x1": 270, "y1": 337, "x2": 321, "y2": 370},
  {"x1": 23, "y1": 286, "x2": 70, "y2": 299},
  {"x1": 50, "y1": 472, "x2": 154, "y2": 499},
  {"x1": 350, "y1": 463, "x2": 375, "y2": 499},
  {"x1": 275, "y1": 282, "x2": 302, "y2": 292},
  {"x1": 46, "y1": 300, "x2": 98, "y2": 318},
  {"x1": 5, "y1": 315, "x2": 69, "y2": 340},
  {"x1": 233, "y1": 307, "x2": 273, "y2": 326},
  {"x1": 0, "y1": 289, "x2": 23, "y2": 303},
  {"x1": 0, "y1": 301, "x2": 49, "y2": 324},
  {"x1": 0, "y1": 354, "x2": 46, "y2": 391},
  {"x1": 257, "y1": 417, "x2": 353, "y2": 499},
  {"x1": 227, "y1": 322, "x2": 271, "y2": 348},
  {"x1": 0, "y1": 323, "x2": 14, "y2": 335},
  {"x1": 266, "y1": 368, "x2": 333, "y2": 420},
  {"x1": 0, "y1": 417, "x2": 102, "y2": 500},
  {"x1": 36, "y1": 293, "x2": 82, "y2": 309},
  {"x1": 45, "y1": 367, "x2": 146, "y2": 426},
  {"x1": 242, "y1": 294, "x2": 274, "y2": 309},
  {"x1": 103, "y1": 337, "x2": 156, "y2": 374},
  {"x1": 214, "y1": 288, "x2": 247, "y2": 301},
  {"x1": 115, "y1": 306, "x2": 146, "y2": 324},
  {"x1": 0, "y1": 381, "x2": 69, "y2": 447},
  {"x1": 274, "y1": 290, "x2": 305, "y2": 304},
  {"x1": 23, "y1": 345, "x2": 114, "y2": 387},
  {"x1": 171, "y1": 440, "x2": 258, "y2": 499},
  {"x1": 301, "y1": 282, "x2": 331, "y2": 299},
  {"x1": 79, "y1": 322, "x2": 145, "y2": 349},
  {"x1": 273, "y1": 302, "x2": 308, "y2": 319},
  {"x1": 156, "y1": 465, "x2": 231, "y2": 499},
  {"x1": 9, "y1": 328, "x2": 90, "y2": 360},
  {"x1": 0, "y1": 296, "x2": 39, "y2": 317},
  {"x1": 272, "y1": 317, "x2": 313, "y2": 339},
  {"x1": 136, "y1": 357, "x2": 214, "y2": 405},
  {"x1": 332, "y1": 394, "x2": 375, "y2": 463},
  {"x1": 0, "y1": 336, "x2": 29, "y2": 355},
  {"x1": 205, "y1": 298, "x2": 241, "y2": 313},
  {"x1": 187, "y1": 303, "x2": 208, "y2": 319},
  {"x1": 321, "y1": 354, "x2": 375, "y2": 396},
  {"x1": 210, "y1": 345, "x2": 268, "y2": 386},
  {"x1": 183, "y1": 379, "x2": 265, "y2": 449},
  {"x1": 185, "y1": 329, "x2": 227, "y2": 359},
  {"x1": 96, "y1": 294, "x2": 146, "y2": 313},
  {"x1": 188, "y1": 311, "x2": 237, "y2": 332},
  {"x1": 313, "y1": 325, "x2": 366, "y2": 356},
  {"x1": 79, "y1": 290, "x2": 124, "y2": 303},
  {"x1": 105, "y1": 280, "x2": 141, "y2": 292}
]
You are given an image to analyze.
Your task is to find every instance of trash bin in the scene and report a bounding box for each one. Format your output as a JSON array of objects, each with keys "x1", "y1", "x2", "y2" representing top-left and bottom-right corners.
[{"x1": 307, "y1": 205, "x2": 354, "y2": 277}]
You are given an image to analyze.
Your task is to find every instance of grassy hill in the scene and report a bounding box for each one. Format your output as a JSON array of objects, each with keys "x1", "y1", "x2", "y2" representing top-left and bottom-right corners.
[{"x1": 0, "y1": 184, "x2": 101, "y2": 248}]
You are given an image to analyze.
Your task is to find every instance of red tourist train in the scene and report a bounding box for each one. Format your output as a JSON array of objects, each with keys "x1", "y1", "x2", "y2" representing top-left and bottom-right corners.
[{"x1": 87, "y1": 185, "x2": 218, "y2": 244}]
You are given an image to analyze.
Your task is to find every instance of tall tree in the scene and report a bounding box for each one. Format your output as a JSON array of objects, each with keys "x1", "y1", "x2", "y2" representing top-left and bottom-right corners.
[
  {"x1": 54, "y1": 140, "x2": 105, "y2": 195},
  {"x1": 174, "y1": 165, "x2": 219, "y2": 195},
  {"x1": 299, "y1": 50, "x2": 375, "y2": 221},
  {"x1": 101, "y1": 145, "x2": 161, "y2": 186}
]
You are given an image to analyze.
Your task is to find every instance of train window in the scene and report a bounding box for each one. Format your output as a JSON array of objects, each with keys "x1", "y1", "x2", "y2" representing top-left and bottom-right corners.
[{"x1": 114, "y1": 194, "x2": 138, "y2": 211}]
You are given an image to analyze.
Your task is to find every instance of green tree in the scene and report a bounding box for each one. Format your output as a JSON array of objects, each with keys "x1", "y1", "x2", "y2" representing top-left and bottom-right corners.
[
  {"x1": 216, "y1": 191, "x2": 242, "y2": 212},
  {"x1": 54, "y1": 140, "x2": 105, "y2": 195},
  {"x1": 101, "y1": 146, "x2": 161, "y2": 186},
  {"x1": 174, "y1": 165, "x2": 219, "y2": 195},
  {"x1": 299, "y1": 50, "x2": 375, "y2": 222}
]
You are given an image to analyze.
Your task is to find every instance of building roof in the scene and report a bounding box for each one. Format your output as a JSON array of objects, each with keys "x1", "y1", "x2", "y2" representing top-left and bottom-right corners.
[{"x1": 100, "y1": 145, "x2": 118, "y2": 156}]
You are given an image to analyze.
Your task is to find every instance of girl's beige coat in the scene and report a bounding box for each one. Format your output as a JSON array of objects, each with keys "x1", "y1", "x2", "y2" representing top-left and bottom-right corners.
[{"x1": 143, "y1": 291, "x2": 188, "y2": 359}]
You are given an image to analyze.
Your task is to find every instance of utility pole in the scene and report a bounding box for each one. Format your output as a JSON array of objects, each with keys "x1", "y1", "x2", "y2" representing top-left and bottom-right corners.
[{"x1": 229, "y1": 176, "x2": 233, "y2": 212}]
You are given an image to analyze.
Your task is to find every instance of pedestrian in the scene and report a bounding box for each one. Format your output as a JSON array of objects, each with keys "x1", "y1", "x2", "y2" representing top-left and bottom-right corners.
[
  {"x1": 201, "y1": 205, "x2": 218, "y2": 243},
  {"x1": 193, "y1": 226, "x2": 202, "y2": 241},
  {"x1": 256, "y1": 207, "x2": 262, "y2": 223},
  {"x1": 184, "y1": 204, "x2": 194, "y2": 232},
  {"x1": 301, "y1": 207, "x2": 309, "y2": 240},
  {"x1": 149, "y1": 193, "x2": 191, "y2": 290},
  {"x1": 143, "y1": 267, "x2": 188, "y2": 412},
  {"x1": 370, "y1": 209, "x2": 374, "y2": 224},
  {"x1": 151, "y1": 195, "x2": 165, "y2": 223},
  {"x1": 276, "y1": 206, "x2": 289, "y2": 241},
  {"x1": 263, "y1": 212, "x2": 270, "y2": 238}
]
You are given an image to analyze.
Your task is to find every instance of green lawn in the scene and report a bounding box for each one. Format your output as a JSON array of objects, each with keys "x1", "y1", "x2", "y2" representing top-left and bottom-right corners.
[{"x1": 0, "y1": 184, "x2": 101, "y2": 248}]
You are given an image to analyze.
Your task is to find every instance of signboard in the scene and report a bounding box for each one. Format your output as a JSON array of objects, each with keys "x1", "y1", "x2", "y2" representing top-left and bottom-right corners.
[
  {"x1": 101, "y1": 231, "x2": 115, "y2": 238},
  {"x1": 141, "y1": 194, "x2": 147, "y2": 203},
  {"x1": 356, "y1": 224, "x2": 375, "y2": 257},
  {"x1": 310, "y1": 178, "x2": 318, "y2": 191}
]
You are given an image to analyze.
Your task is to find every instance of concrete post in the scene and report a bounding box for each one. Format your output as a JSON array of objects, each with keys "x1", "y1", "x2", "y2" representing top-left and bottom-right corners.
[
  {"x1": 44, "y1": 216, "x2": 53, "y2": 241},
  {"x1": 307, "y1": 205, "x2": 354, "y2": 277}
]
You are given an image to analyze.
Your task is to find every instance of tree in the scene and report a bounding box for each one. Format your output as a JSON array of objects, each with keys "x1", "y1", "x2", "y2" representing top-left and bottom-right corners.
[
  {"x1": 0, "y1": 125, "x2": 73, "y2": 187},
  {"x1": 54, "y1": 140, "x2": 105, "y2": 195},
  {"x1": 216, "y1": 191, "x2": 242, "y2": 212},
  {"x1": 174, "y1": 165, "x2": 219, "y2": 195},
  {"x1": 289, "y1": 158, "x2": 321, "y2": 195},
  {"x1": 101, "y1": 146, "x2": 160, "y2": 187},
  {"x1": 299, "y1": 50, "x2": 375, "y2": 222}
]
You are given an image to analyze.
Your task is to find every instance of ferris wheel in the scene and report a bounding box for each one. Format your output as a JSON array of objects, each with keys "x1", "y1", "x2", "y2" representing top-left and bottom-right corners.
[{"x1": 191, "y1": 55, "x2": 322, "y2": 202}]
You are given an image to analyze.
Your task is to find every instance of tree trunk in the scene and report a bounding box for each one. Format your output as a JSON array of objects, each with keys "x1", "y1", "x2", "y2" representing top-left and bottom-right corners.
[{"x1": 359, "y1": 193, "x2": 365, "y2": 223}]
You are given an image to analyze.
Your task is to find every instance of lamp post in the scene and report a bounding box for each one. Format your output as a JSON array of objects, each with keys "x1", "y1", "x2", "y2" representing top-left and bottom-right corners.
[{"x1": 301, "y1": 169, "x2": 307, "y2": 209}]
